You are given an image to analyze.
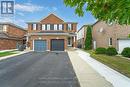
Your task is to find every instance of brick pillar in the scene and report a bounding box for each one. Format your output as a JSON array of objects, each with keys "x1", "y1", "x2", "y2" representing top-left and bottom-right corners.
[
  {"x1": 48, "y1": 39, "x2": 50, "y2": 51},
  {"x1": 73, "y1": 36, "x2": 77, "y2": 48},
  {"x1": 64, "y1": 24, "x2": 67, "y2": 32},
  {"x1": 28, "y1": 24, "x2": 32, "y2": 33},
  {"x1": 64, "y1": 38, "x2": 67, "y2": 51}
]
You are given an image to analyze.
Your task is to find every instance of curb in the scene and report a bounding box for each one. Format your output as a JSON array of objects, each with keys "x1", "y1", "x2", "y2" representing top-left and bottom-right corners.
[{"x1": 0, "y1": 51, "x2": 31, "y2": 61}]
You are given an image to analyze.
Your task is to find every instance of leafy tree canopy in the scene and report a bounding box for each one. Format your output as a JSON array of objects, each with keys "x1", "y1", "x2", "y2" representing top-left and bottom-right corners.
[{"x1": 64, "y1": 0, "x2": 130, "y2": 25}]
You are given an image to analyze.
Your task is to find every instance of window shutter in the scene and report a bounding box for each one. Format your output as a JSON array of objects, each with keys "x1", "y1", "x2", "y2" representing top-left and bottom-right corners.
[
  {"x1": 45, "y1": 24, "x2": 47, "y2": 30},
  {"x1": 57, "y1": 24, "x2": 59, "y2": 30},
  {"x1": 31, "y1": 24, "x2": 33, "y2": 30},
  {"x1": 62, "y1": 24, "x2": 64, "y2": 30},
  {"x1": 66, "y1": 24, "x2": 68, "y2": 30},
  {"x1": 71, "y1": 24, "x2": 73, "y2": 30}
]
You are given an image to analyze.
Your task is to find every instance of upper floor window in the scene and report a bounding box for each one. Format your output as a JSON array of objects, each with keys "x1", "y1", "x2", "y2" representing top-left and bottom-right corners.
[
  {"x1": 67, "y1": 24, "x2": 72, "y2": 30},
  {"x1": 54, "y1": 24, "x2": 57, "y2": 30},
  {"x1": 42, "y1": 24, "x2": 45, "y2": 30},
  {"x1": 0, "y1": 25, "x2": 7, "y2": 32},
  {"x1": 108, "y1": 38, "x2": 112, "y2": 46},
  {"x1": 47, "y1": 24, "x2": 50, "y2": 30},
  {"x1": 33, "y1": 24, "x2": 37, "y2": 30},
  {"x1": 59, "y1": 24, "x2": 63, "y2": 30},
  {"x1": 3, "y1": 25, "x2": 7, "y2": 32}
]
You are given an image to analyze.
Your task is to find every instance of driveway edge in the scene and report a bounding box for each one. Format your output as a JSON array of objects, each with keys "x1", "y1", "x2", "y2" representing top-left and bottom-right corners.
[{"x1": 0, "y1": 51, "x2": 31, "y2": 61}]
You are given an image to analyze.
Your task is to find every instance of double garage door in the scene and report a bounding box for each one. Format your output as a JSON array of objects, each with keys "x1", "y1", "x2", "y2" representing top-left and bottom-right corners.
[{"x1": 34, "y1": 39, "x2": 64, "y2": 51}]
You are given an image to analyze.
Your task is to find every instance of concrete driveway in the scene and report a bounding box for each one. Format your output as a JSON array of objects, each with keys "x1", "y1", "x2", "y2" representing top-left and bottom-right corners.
[{"x1": 0, "y1": 52, "x2": 80, "y2": 87}]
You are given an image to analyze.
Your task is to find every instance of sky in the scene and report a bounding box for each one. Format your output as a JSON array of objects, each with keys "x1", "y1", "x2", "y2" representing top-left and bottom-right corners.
[{"x1": 0, "y1": 0, "x2": 96, "y2": 30}]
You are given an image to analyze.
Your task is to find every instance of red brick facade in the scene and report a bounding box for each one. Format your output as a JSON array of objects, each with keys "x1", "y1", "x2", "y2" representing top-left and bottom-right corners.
[
  {"x1": 0, "y1": 23, "x2": 26, "y2": 50},
  {"x1": 92, "y1": 21, "x2": 130, "y2": 49},
  {"x1": 27, "y1": 14, "x2": 77, "y2": 51}
]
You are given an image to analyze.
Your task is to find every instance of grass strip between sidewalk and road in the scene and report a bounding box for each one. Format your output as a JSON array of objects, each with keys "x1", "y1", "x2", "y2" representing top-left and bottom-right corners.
[
  {"x1": 0, "y1": 51, "x2": 17, "y2": 57},
  {"x1": 84, "y1": 50, "x2": 130, "y2": 78}
]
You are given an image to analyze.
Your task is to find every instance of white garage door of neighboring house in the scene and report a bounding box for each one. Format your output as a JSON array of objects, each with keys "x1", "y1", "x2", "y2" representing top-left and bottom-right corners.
[{"x1": 118, "y1": 39, "x2": 130, "y2": 53}]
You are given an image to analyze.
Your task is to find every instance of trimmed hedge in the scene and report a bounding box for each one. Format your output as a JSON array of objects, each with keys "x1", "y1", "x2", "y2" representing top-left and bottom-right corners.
[
  {"x1": 121, "y1": 47, "x2": 130, "y2": 58},
  {"x1": 95, "y1": 47, "x2": 106, "y2": 54},
  {"x1": 106, "y1": 47, "x2": 118, "y2": 56}
]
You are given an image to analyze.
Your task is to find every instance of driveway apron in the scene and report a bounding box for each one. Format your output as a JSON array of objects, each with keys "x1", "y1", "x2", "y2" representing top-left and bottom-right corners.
[{"x1": 0, "y1": 52, "x2": 80, "y2": 87}]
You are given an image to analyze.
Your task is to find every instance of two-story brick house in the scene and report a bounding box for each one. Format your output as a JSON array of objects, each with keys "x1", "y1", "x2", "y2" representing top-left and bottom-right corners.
[
  {"x1": 26, "y1": 14, "x2": 77, "y2": 51},
  {"x1": 92, "y1": 21, "x2": 130, "y2": 53},
  {"x1": 0, "y1": 22, "x2": 26, "y2": 50}
]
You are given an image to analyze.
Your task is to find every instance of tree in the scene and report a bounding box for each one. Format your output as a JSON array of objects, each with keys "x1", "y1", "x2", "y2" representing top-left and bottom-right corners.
[
  {"x1": 64, "y1": 0, "x2": 130, "y2": 25},
  {"x1": 84, "y1": 26, "x2": 92, "y2": 50}
]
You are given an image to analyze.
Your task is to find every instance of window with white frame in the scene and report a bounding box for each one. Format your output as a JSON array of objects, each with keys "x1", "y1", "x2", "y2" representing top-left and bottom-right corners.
[
  {"x1": 3, "y1": 25, "x2": 7, "y2": 32},
  {"x1": 108, "y1": 38, "x2": 112, "y2": 46},
  {"x1": 59, "y1": 24, "x2": 62, "y2": 30},
  {"x1": 68, "y1": 24, "x2": 72, "y2": 30},
  {"x1": 47, "y1": 24, "x2": 50, "y2": 30},
  {"x1": 54, "y1": 24, "x2": 57, "y2": 30},
  {"x1": 33, "y1": 24, "x2": 37, "y2": 30},
  {"x1": 42, "y1": 24, "x2": 45, "y2": 30}
]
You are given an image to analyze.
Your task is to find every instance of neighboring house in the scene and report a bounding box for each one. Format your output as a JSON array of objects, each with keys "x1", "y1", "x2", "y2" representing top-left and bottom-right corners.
[
  {"x1": 92, "y1": 21, "x2": 130, "y2": 53},
  {"x1": 0, "y1": 23, "x2": 26, "y2": 50},
  {"x1": 26, "y1": 14, "x2": 77, "y2": 51},
  {"x1": 77, "y1": 25, "x2": 87, "y2": 48}
]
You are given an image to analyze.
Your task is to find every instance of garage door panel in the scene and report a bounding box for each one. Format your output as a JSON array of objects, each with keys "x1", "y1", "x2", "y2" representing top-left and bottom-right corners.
[
  {"x1": 34, "y1": 40, "x2": 47, "y2": 52},
  {"x1": 118, "y1": 40, "x2": 130, "y2": 53},
  {"x1": 51, "y1": 39, "x2": 64, "y2": 51}
]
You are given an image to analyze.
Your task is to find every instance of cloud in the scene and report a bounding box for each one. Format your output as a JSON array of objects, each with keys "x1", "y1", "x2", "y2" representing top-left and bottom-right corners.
[
  {"x1": 52, "y1": 7, "x2": 57, "y2": 11},
  {"x1": 15, "y1": 3, "x2": 43, "y2": 12},
  {"x1": 0, "y1": 17, "x2": 14, "y2": 22},
  {"x1": 0, "y1": 17, "x2": 26, "y2": 27},
  {"x1": 17, "y1": 12, "x2": 25, "y2": 16}
]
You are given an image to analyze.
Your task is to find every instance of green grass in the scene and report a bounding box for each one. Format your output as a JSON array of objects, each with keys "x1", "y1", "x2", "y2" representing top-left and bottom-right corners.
[
  {"x1": 84, "y1": 50, "x2": 130, "y2": 78},
  {"x1": 0, "y1": 51, "x2": 17, "y2": 57}
]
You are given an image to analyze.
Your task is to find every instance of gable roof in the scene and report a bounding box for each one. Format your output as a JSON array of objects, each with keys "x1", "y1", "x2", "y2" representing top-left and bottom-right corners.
[
  {"x1": 0, "y1": 22, "x2": 26, "y2": 31},
  {"x1": 77, "y1": 25, "x2": 88, "y2": 32},
  {"x1": 40, "y1": 13, "x2": 64, "y2": 23},
  {"x1": 92, "y1": 20, "x2": 102, "y2": 26}
]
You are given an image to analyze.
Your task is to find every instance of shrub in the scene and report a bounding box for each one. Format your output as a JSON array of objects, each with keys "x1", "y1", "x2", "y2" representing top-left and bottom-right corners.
[
  {"x1": 106, "y1": 47, "x2": 118, "y2": 56},
  {"x1": 84, "y1": 26, "x2": 92, "y2": 50},
  {"x1": 95, "y1": 47, "x2": 106, "y2": 54},
  {"x1": 121, "y1": 47, "x2": 130, "y2": 58}
]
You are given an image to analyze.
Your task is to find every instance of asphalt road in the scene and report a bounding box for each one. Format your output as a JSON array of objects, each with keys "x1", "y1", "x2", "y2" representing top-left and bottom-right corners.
[{"x1": 0, "y1": 52, "x2": 80, "y2": 87}]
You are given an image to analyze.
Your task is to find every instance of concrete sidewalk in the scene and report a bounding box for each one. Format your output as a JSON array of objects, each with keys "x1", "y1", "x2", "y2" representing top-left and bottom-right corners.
[{"x1": 68, "y1": 51, "x2": 113, "y2": 87}]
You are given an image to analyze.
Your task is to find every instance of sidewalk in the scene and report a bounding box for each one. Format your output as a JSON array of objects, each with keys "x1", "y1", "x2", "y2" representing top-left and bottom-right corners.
[{"x1": 68, "y1": 50, "x2": 113, "y2": 87}]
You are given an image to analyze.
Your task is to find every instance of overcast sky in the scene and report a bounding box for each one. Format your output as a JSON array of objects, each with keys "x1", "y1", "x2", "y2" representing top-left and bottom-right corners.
[{"x1": 0, "y1": 0, "x2": 96, "y2": 30}]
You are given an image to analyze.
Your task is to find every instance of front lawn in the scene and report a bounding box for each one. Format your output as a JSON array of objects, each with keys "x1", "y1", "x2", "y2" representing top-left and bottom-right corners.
[
  {"x1": 84, "y1": 50, "x2": 130, "y2": 78},
  {"x1": 0, "y1": 51, "x2": 17, "y2": 57}
]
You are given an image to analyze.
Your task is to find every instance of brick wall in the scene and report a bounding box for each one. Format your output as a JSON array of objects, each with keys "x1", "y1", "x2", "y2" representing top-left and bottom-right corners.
[
  {"x1": 0, "y1": 39, "x2": 22, "y2": 50},
  {"x1": 7, "y1": 25, "x2": 26, "y2": 38},
  {"x1": 92, "y1": 21, "x2": 130, "y2": 49}
]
